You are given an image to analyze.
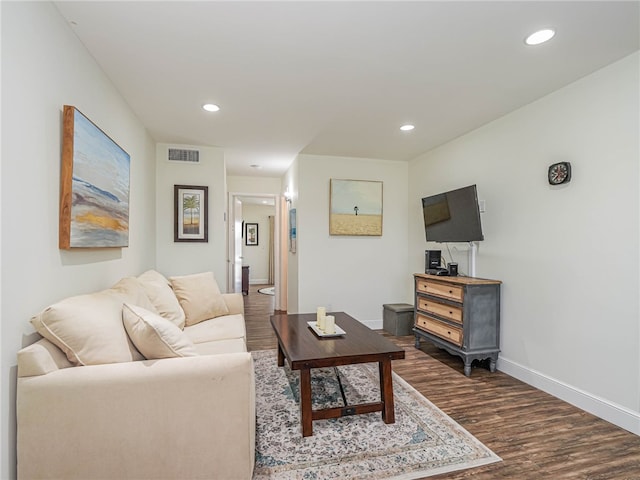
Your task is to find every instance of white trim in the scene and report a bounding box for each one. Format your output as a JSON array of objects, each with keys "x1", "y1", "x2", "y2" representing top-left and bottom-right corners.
[
  {"x1": 362, "y1": 319, "x2": 383, "y2": 330},
  {"x1": 249, "y1": 278, "x2": 269, "y2": 285},
  {"x1": 498, "y1": 356, "x2": 640, "y2": 436},
  {"x1": 356, "y1": 324, "x2": 639, "y2": 436}
]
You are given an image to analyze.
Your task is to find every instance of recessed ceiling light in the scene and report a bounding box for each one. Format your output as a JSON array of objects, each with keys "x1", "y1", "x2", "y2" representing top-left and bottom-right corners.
[
  {"x1": 202, "y1": 103, "x2": 220, "y2": 112},
  {"x1": 400, "y1": 124, "x2": 415, "y2": 131},
  {"x1": 250, "y1": 164, "x2": 262, "y2": 169},
  {"x1": 525, "y1": 29, "x2": 555, "y2": 46}
]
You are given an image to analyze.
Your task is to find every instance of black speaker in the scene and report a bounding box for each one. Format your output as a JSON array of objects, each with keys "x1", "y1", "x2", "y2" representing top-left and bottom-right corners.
[
  {"x1": 425, "y1": 250, "x2": 442, "y2": 272},
  {"x1": 448, "y1": 262, "x2": 458, "y2": 276}
]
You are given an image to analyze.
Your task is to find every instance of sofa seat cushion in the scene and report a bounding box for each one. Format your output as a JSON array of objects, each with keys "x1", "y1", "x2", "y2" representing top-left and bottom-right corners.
[
  {"x1": 184, "y1": 314, "x2": 246, "y2": 344},
  {"x1": 193, "y1": 338, "x2": 247, "y2": 355},
  {"x1": 122, "y1": 304, "x2": 198, "y2": 359},
  {"x1": 137, "y1": 270, "x2": 186, "y2": 329},
  {"x1": 30, "y1": 290, "x2": 143, "y2": 366},
  {"x1": 170, "y1": 272, "x2": 229, "y2": 326}
]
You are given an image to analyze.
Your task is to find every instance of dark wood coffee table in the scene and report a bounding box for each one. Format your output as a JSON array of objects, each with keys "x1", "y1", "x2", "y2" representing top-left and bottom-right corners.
[{"x1": 270, "y1": 312, "x2": 405, "y2": 436}]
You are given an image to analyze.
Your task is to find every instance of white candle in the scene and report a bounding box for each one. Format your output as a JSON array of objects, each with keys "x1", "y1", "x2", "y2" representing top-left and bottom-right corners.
[
  {"x1": 316, "y1": 307, "x2": 326, "y2": 326},
  {"x1": 324, "y1": 315, "x2": 335, "y2": 334},
  {"x1": 318, "y1": 314, "x2": 326, "y2": 331}
]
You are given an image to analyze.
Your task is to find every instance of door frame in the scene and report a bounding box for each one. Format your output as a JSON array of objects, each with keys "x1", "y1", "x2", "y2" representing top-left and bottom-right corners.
[{"x1": 227, "y1": 192, "x2": 287, "y2": 311}]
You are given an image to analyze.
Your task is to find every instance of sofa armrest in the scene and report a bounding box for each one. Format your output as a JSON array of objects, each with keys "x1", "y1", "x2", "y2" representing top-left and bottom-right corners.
[
  {"x1": 18, "y1": 338, "x2": 73, "y2": 377},
  {"x1": 17, "y1": 352, "x2": 255, "y2": 480},
  {"x1": 222, "y1": 292, "x2": 244, "y2": 315}
]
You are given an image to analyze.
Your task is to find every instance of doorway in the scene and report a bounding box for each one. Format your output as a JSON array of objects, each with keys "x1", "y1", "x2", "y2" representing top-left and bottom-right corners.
[{"x1": 228, "y1": 192, "x2": 287, "y2": 311}]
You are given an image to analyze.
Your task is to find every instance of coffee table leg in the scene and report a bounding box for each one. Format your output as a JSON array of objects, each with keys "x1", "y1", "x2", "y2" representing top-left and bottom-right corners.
[
  {"x1": 379, "y1": 358, "x2": 395, "y2": 424},
  {"x1": 277, "y1": 343, "x2": 284, "y2": 367},
  {"x1": 299, "y1": 368, "x2": 313, "y2": 436}
]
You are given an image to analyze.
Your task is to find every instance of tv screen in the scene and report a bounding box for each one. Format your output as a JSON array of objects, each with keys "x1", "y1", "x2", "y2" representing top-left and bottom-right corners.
[{"x1": 422, "y1": 185, "x2": 484, "y2": 242}]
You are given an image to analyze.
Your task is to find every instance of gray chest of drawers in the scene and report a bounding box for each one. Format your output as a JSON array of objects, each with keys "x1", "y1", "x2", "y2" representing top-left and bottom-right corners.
[{"x1": 413, "y1": 273, "x2": 501, "y2": 376}]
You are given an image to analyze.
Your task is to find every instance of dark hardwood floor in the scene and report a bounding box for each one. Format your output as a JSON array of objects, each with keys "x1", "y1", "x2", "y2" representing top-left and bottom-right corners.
[{"x1": 244, "y1": 285, "x2": 640, "y2": 479}]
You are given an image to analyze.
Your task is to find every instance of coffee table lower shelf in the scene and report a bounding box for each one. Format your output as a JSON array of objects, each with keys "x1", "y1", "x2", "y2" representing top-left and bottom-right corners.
[{"x1": 278, "y1": 346, "x2": 397, "y2": 436}]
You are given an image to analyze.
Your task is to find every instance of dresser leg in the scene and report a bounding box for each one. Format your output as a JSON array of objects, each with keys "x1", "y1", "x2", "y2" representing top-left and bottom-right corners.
[
  {"x1": 489, "y1": 356, "x2": 497, "y2": 373},
  {"x1": 414, "y1": 335, "x2": 421, "y2": 348},
  {"x1": 463, "y1": 361, "x2": 472, "y2": 377}
]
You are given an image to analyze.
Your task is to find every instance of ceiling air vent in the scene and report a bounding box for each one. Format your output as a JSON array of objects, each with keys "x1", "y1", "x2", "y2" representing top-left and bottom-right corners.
[{"x1": 168, "y1": 148, "x2": 200, "y2": 164}]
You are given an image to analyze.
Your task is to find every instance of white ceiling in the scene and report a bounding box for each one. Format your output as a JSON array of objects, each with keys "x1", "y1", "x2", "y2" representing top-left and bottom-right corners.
[{"x1": 54, "y1": 1, "x2": 639, "y2": 177}]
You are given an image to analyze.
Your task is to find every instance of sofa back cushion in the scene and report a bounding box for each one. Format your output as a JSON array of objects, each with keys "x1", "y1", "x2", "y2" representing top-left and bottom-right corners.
[
  {"x1": 169, "y1": 272, "x2": 230, "y2": 326},
  {"x1": 137, "y1": 270, "x2": 186, "y2": 329},
  {"x1": 30, "y1": 290, "x2": 143, "y2": 366},
  {"x1": 122, "y1": 304, "x2": 197, "y2": 359}
]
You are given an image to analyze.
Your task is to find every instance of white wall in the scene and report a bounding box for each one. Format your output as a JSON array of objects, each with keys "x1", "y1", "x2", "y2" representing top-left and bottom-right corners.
[
  {"x1": 408, "y1": 52, "x2": 640, "y2": 432},
  {"x1": 155, "y1": 144, "x2": 228, "y2": 287},
  {"x1": 296, "y1": 155, "x2": 410, "y2": 327},
  {"x1": 227, "y1": 175, "x2": 282, "y2": 195},
  {"x1": 242, "y1": 204, "x2": 275, "y2": 284},
  {"x1": 1, "y1": 3, "x2": 157, "y2": 478}
]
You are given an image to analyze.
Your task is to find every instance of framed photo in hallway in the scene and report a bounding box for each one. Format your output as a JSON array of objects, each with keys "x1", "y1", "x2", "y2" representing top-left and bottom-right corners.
[
  {"x1": 245, "y1": 223, "x2": 259, "y2": 246},
  {"x1": 174, "y1": 185, "x2": 208, "y2": 242}
]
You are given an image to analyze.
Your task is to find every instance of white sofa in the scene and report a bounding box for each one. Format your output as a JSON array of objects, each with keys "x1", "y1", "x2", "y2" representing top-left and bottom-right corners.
[{"x1": 16, "y1": 270, "x2": 255, "y2": 480}]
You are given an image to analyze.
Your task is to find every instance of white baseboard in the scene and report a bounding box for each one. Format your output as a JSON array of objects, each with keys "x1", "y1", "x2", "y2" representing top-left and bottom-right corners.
[
  {"x1": 362, "y1": 319, "x2": 383, "y2": 330},
  {"x1": 359, "y1": 325, "x2": 639, "y2": 435},
  {"x1": 498, "y1": 356, "x2": 640, "y2": 436},
  {"x1": 248, "y1": 278, "x2": 269, "y2": 285}
]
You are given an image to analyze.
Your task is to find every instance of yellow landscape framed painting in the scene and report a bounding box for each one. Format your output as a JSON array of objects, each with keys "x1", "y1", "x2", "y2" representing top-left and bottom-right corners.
[
  {"x1": 174, "y1": 185, "x2": 208, "y2": 242},
  {"x1": 59, "y1": 105, "x2": 130, "y2": 249},
  {"x1": 329, "y1": 179, "x2": 383, "y2": 236}
]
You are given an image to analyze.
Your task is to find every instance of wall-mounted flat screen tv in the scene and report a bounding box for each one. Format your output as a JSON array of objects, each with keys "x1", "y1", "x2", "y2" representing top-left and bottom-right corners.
[{"x1": 422, "y1": 184, "x2": 484, "y2": 242}]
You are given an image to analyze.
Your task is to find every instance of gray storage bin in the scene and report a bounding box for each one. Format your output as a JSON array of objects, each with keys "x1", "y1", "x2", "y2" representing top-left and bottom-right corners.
[{"x1": 382, "y1": 303, "x2": 415, "y2": 336}]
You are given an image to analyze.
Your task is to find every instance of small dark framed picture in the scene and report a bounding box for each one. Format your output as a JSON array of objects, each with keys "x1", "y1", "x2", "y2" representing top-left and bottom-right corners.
[
  {"x1": 245, "y1": 223, "x2": 258, "y2": 246},
  {"x1": 174, "y1": 185, "x2": 208, "y2": 242}
]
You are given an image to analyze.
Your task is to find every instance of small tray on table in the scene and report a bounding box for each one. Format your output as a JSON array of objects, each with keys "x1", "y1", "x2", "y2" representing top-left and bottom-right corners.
[{"x1": 307, "y1": 321, "x2": 346, "y2": 337}]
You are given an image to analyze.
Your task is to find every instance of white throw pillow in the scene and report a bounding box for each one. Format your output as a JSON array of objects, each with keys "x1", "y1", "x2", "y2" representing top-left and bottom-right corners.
[
  {"x1": 30, "y1": 290, "x2": 143, "y2": 366},
  {"x1": 110, "y1": 277, "x2": 157, "y2": 313},
  {"x1": 122, "y1": 304, "x2": 197, "y2": 359},
  {"x1": 137, "y1": 270, "x2": 186, "y2": 329},
  {"x1": 169, "y1": 272, "x2": 230, "y2": 326}
]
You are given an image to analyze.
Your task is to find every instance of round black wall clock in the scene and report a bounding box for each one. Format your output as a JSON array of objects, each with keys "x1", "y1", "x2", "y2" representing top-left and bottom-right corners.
[{"x1": 548, "y1": 162, "x2": 571, "y2": 185}]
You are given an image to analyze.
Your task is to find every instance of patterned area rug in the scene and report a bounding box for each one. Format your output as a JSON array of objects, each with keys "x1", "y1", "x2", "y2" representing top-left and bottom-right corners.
[{"x1": 252, "y1": 350, "x2": 500, "y2": 479}]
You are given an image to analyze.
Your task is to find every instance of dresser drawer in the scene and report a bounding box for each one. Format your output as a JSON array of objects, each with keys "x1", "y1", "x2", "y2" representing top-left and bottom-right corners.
[
  {"x1": 415, "y1": 314, "x2": 463, "y2": 346},
  {"x1": 417, "y1": 297, "x2": 462, "y2": 324},
  {"x1": 416, "y1": 279, "x2": 463, "y2": 303}
]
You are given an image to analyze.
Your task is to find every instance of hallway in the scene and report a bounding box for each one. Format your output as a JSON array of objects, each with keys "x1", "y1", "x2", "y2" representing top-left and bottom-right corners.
[{"x1": 243, "y1": 284, "x2": 277, "y2": 352}]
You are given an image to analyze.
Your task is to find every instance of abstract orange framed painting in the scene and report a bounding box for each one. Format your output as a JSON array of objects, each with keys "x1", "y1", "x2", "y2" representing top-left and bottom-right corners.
[{"x1": 59, "y1": 105, "x2": 130, "y2": 248}]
